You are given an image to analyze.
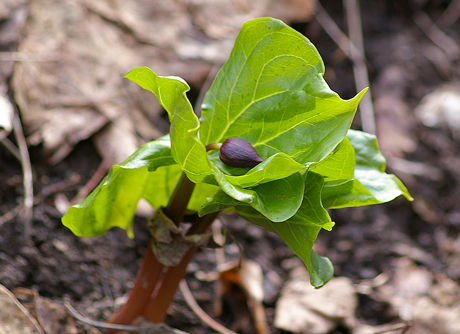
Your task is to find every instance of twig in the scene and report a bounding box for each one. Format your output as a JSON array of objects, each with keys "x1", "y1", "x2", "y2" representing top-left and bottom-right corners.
[
  {"x1": 179, "y1": 280, "x2": 238, "y2": 334},
  {"x1": 0, "y1": 174, "x2": 81, "y2": 226},
  {"x1": 413, "y1": 11, "x2": 460, "y2": 60},
  {"x1": 0, "y1": 51, "x2": 60, "y2": 62},
  {"x1": 194, "y1": 64, "x2": 221, "y2": 117},
  {"x1": 312, "y1": 2, "x2": 362, "y2": 61},
  {"x1": 212, "y1": 219, "x2": 226, "y2": 267},
  {"x1": 70, "y1": 159, "x2": 110, "y2": 205},
  {"x1": 0, "y1": 206, "x2": 23, "y2": 227},
  {"x1": 0, "y1": 137, "x2": 21, "y2": 161},
  {"x1": 436, "y1": 0, "x2": 460, "y2": 31},
  {"x1": 12, "y1": 107, "x2": 33, "y2": 245},
  {"x1": 64, "y1": 300, "x2": 147, "y2": 332},
  {"x1": 372, "y1": 322, "x2": 412, "y2": 334},
  {"x1": 343, "y1": 0, "x2": 376, "y2": 135}
]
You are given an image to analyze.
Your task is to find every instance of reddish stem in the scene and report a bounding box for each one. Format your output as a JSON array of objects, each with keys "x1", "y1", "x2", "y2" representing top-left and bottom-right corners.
[
  {"x1": 143, "y1": 245, "x2": 199, "y2": 323},
  {"x1": 107, "y1": 238, "x2": 164, "y2": 327},
  {"x1": 108, "y1": 173, "x2": 195, "y2": 330},
  {"x1": 142, "y1": 211, "x2": 221, "y2": 323}
]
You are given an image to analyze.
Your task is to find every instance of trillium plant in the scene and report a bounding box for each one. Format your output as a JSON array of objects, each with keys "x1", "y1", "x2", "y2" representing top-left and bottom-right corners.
[{"x1": 62, "y1": 18, "x2": 412, "y2": 328}]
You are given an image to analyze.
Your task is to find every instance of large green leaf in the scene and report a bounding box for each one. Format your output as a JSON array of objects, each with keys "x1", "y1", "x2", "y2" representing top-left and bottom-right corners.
[
  {"x1": 197, "y1": 17, "x2": 366, "y2": 214},
  {"x1": 207, "y1": 163, "x2": 306, "y2": 222},
  {"x1": 200, "y1": 18, "x2": 366, "y2": 170},
  {"x1": 121, "y1": 135, "x2": 176, "y2": 170},
  {"x1": 322, "y1": 130, "x2": 413, "y2": 208},
  {"x1": 124, "y1": 67, "x2": 212, "y2": 183},
  {"x1": 223, "y1": 152, "x2": 306, "y2": 188},
  {"x1": 235, "y1": 172, "x2": 334, "y2": 288},
  {"x1": 309, "y1": 137, "x2": 355, "y2": 181},
  {"x1": 62, "y1": 137, "x2": 217, "y2": 238}
]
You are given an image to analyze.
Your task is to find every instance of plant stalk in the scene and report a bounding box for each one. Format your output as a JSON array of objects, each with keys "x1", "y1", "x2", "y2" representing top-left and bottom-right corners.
[
  {"x1": 108, "y1": 172, "x2": 195, "y2": 329},
  {"x1": 164, "y1": 172, "x2": 196, "y2": 226},
  {"x1": 142, "y1": 211, "x2": 221, "y2": 323},
  {"x1": 107, "y1": 239, "x2": 164, "y2": 328}
]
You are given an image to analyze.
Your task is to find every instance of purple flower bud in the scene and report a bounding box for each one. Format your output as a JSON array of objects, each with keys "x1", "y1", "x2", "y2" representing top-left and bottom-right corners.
[{"x1": 219, "y1": 138, "x2": 263, "y2": 168}]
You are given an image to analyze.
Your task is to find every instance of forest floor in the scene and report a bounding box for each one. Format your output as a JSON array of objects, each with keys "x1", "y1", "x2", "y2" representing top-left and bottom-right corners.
[{"x1": 1, "y1": 1, "x2": 460, "y2": 334}]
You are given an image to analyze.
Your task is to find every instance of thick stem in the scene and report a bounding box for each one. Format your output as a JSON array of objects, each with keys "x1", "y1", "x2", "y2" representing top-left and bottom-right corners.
[
  {"x1": 107, "y1": 239, "x2": 164, "y2": 328},
  {"x1": 108, "y1": 172, "x2": 195, "y2": 329},
  {"x1": 163, "y1": 172, "x2": 195, "y2": 226},
  {"x1": 143, "y1": 211, "x2": 221, "y2": 323}
]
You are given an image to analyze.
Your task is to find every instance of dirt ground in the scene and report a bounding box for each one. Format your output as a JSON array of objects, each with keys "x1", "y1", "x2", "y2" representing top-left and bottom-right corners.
[{"x1": 1, "y1": 1, "x2": 460, "y2": 334}]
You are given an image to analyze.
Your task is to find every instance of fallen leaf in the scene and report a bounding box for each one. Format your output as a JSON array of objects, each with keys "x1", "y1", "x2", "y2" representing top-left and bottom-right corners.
[
  {"x1": 374, "y1": 65, "x2": 417, "y2": 159},
  {"x1": 405, "y1": 296, "x2": 460, "y2": 334},
  {"x1": 274, "y1": 259, "x2": 357, "y2": 334},
  {"x1": 217, "y1": 260, "x2": 270, "y2": 334},
  {"x1": 0, "y1": 284, "x2": 44, "y2": 334},
  {"x1": 12, "y1": 0, "x2": 205, "y2": 164},
  {"x1": 12, "y1": 0, "x2": 315, "y2": 165},
  {"x1": 0, "y1": 93, "x2": 14, "y2": 138},
  {"x1": 392, "y1": 257, "x2": 432, "y2": 300},
  {"x1": 34, "y1": 295, "x2": 69, "y2": 334},
  {"x1": 414, "y1": 84, "x2": 460, "y2": 140}
]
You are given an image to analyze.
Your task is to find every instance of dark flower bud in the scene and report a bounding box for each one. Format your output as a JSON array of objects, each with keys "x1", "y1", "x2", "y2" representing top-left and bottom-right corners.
[{"x1": 219, "y1": 138, "x2": 263, "y2": 168}]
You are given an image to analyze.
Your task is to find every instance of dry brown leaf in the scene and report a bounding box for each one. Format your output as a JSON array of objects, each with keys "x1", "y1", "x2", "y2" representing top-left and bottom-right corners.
[
  {"x1": 274, "y1": 260, "x2": 357, "y2": 334},
  {"x1": 392, "y1": 257, "x2": 432, "y2": 300},
  {"x1": 353, "y1": 322, "x2": 411, "y2": 334},
  {"x1": 217, "y1": 260, "x2": 270, "y2": 334},
  {"x1": 13, "y1": 0, "x2": 316, "y2": 165},
  {"x1": 187, "y1": 0, "x2": 315, "y2": 39},
  {"x1": 12, "y1": 0, "x2": 204, "y2": 164},
  {"x1": 405, "y1": 296, "x2": 460, "y2": 334},
  {"x1": 374, "y1": 66, "x2": 417, "y2": 159},
  {"x1": 0, "y1": 93, "x2": 14, "y2": 138},
  {"x1": 34, "y1": 295, "x2": 69, "y2": 334},
  {"x1": 373, "y1": 258, "x2": 460, "y2": 334},
  {"x1": 414, "y1": 84, "x2": 460, "y2": 140},
  {"x1": 149, "y1": 209, "x2": 212, "y2": 267},
  {"x1": 0, "y1": 284, "x2": 44, "y2": 334}
]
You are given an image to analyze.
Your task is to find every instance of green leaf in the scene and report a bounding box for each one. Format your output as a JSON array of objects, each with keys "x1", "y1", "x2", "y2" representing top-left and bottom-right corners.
[
  {"x1": 310, "y1": 250, "x2": 334, "y2": 288},
  {"x1": 224, "y1": 153, "x2": 306, "y2": 188},
  {"x1": 124, "y1": 67, "x2": 212, "y2": 183},
  {"x1": 322, "y1": 130, "x2": 413, "y2": 208},
  {"x1": 201, "y1": 17, "x2": 366, "y2": 170},
  {"x1": 62, "y1": 164, "x2": 180, "y2": 238},
  {"x1": 235, "y1": 172, "x2": 334, "y2": 288},
  {"x1": 62, "y1": 137, "x2": 217, "y2": 238},
  {"x1": 206, "y1": 163, "x2": 306, "y2": 222},
  {"x1": 121, "y1": 135, "x2": 176, "y2": 171},
  {"x1": 310, "y1": 137, "x2": 355, "y2": 181}
]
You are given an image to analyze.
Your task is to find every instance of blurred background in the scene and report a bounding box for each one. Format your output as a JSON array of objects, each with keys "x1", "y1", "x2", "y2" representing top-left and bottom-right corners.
[{"x1": 0, "y1": 0, "x2": 459, "y2": 333}]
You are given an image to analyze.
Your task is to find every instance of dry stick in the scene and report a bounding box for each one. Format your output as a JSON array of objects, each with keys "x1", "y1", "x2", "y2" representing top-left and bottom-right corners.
[
  {"x1": 0, "y1": 174, "x2": 81, "y2": 226},
  {"x1": 0, "y1": 137, "x2": 21, "y2": 160},
  {"x1": 372, "y1": 322, "x2": 412, "y2": 334},
  {"x1": 414, "y1": 11, "x2": 460, "y2": 60},
  {"x1": 435, "y1": 0, "x2": 460, "y2": 31},
  {"x1": 313, "y1": 2, "x2": 362, "y2": 61},
  {"x1": 343, "y1": 0, "x2": 376, "y2": 135},
  {"x1": 71, "y1": 159, "x2": 111, "y2": 205},
  {"x1": 65, "y1": 300, "x2": 148, "y2": 332},
  {"x1": 0, "y1": 51, "x2": 60, "y2": 62},
  {"x1": 12, "y1": 109, "x2": 34, "y2": 244},
  {"x1": 143, "y1": 211, "x2": 221, "y2": 323},
  {"x1": 194, "y1": 64, "x2": 221, "y2": 118},
  {"x1": 179, "y1": 280, "x2": 238, "y2": 334}
]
